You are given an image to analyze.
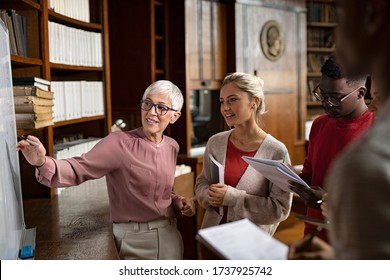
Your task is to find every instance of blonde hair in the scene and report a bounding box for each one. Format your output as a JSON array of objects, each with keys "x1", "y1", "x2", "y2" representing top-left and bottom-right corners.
[{"x1": 222, "y1": 72, "x2": 266, "y2": 116}]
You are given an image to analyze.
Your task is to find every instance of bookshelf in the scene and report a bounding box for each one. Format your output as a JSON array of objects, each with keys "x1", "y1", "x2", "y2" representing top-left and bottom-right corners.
[
  {"x1": 0, "y1": 0, "x2": 111, "y2": 198},
  {"x1": 306, "y1": 0, "x2": 336, "y2": 120}
]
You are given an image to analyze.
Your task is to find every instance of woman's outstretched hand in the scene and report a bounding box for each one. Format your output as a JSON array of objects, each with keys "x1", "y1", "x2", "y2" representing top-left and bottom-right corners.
[{"x1": 16, "y1": 135, "x2": 46, "y2": 167}]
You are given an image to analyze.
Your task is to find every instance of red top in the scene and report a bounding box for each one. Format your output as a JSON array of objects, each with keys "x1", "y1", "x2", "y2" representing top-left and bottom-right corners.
[
  {"x1": 300, "y1": 111, "x2": 374, "y2": 241},
  {"x1": 221, "y1": 139, "x2": 256, "y2": 223}
]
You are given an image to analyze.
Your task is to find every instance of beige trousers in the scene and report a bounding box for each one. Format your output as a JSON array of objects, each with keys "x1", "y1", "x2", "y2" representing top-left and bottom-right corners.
[{"x1": 113, "y1": 217, "x2": 184, "y2": 260}]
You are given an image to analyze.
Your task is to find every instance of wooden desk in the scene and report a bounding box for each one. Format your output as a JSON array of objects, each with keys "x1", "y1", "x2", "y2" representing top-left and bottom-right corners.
[
  {"x1": 23, "y1": 178, "x2": 119, "y2": 259},
  {"x1": 24, "y1": 173, "x2": 199, "y2": 260}
]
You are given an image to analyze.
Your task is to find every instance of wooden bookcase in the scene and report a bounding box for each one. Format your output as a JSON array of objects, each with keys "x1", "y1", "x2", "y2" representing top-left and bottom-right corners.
[
  {"x1": 306, "y1": 0, "x2": 336, "y2": 120},
  {"x1": 0, "y1": 0, "x2": 111, "y2": 198},
  {"x1": 108, "y1": 0, "x2": 187, "y2": 151},
  {"x1": 109, "y1": 0, "x2": 228, "y2": 158}
]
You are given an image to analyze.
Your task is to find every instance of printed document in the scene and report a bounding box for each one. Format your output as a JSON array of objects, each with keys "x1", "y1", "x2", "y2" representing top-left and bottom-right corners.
[
  {"x1": 197, "y1": 218, "x2": 288, "y2": 259},
  {"x1": 242, "y1": 156, "x2": 310, "y2": 192}
]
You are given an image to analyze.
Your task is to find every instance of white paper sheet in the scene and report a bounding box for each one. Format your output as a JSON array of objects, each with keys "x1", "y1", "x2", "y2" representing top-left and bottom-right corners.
[
  {"x1": 242, "y1": 156, "x2": 311, "y2": 192},
  {"x1": 197, "y1": 218, "x2": 288, "y2": 260}
]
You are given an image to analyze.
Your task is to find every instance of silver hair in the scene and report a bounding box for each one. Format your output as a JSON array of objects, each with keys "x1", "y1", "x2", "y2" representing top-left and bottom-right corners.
[
  {"x1": 222, "y1": 72, "x2": 266, "y2": 115},
  {"x1": 142, "y1": 80, "x2": 184, "y2": 111}
]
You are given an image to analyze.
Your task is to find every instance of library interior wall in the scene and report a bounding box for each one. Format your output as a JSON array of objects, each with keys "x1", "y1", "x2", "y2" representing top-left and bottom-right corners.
[
  {"x1": 233, "y1": 0, "x2": 307, "y2": 165},
  {"x1": 108, "y1": 0, "x2": 307, "y2": 165},
  {"x1": 0, "y1": 0, "x2": 314, "y2": 259}
]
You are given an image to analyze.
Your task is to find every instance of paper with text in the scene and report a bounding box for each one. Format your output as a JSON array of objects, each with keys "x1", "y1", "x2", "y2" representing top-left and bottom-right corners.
[
  {"x1": 197, "y1": 218, "x2": 288, "y2": 259},
  {"x1": 242, "y1": 156, "x2": 310, "y2": 192}
]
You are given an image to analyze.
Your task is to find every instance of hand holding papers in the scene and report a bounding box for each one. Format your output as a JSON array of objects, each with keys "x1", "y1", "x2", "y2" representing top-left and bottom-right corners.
[
  {"x1": 290, "y1": 183, "x2": 325, "y2": 209},
  {"x1": 242, "y1": 156, "x2": 310, "y2": 192},
  {"x1": 197, "y1": 218, "x2": 288, "y2": 259}
]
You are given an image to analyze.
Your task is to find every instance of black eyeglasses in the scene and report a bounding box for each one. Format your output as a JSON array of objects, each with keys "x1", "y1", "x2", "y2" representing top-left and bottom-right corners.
[
  {"x1": 140, "y1": 99, "x2": 177, "y2": 116},
  {"x1": 312, "y1": 84, "x2": 361, "y2": 107}
]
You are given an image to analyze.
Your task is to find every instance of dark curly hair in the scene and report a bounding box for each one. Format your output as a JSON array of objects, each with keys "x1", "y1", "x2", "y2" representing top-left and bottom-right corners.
[{"x1": 321, "y1": 54, "x2": 367, "y2": 84}]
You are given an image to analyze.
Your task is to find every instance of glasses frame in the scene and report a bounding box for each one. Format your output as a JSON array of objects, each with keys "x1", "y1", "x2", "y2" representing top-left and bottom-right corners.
[
  {"x1": 140, "y1": 99, "x2": 178, "y2": 116},
  {"x1": 312, "y1": 84, "x2": 362, "y2": 107}
]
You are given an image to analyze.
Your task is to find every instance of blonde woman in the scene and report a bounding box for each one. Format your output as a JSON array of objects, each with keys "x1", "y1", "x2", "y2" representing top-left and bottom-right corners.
[{"x1": 195, "y1": 72, "x2": 292, "y2": 259}]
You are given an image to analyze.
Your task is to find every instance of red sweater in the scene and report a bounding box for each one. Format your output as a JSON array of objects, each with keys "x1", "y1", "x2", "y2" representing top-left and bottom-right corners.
[{"x1": 300, "y1": 111, "x2": 374, "y2": 241}]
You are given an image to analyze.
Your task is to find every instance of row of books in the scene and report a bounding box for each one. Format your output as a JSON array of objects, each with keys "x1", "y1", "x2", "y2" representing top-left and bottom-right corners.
[
  {"x1": 53, "y1": 137, "x2": 102, "y2": 195},
  {"x1": 12, "y1": 77, "x2": 105, "y2": 129},
  {"x1": 307, "y1": 53, "x2": 330, "y2": 73},
  {"x1": 307, "y1": 28, "x2": 335, "y2": 48},
  {"x1": 54, "y1": 137, "x2": 101, "y2": 160},
  {"x1": 54, "y1": 132, "x2": 84, "y2": 145},
  {"x1": 0, "y1": 10, "x2": 27, "y2": 57},
  {"x1": 48, "y1": 0, "x2": 90, "y2": 23},
  {"x1": 48, "y1": 21, "x2": 102, "y2": 67},
  {"x1": 306, "y1": 2, "x2": 336, "y2": 23},
  {"x1": 307, "y1": 78, "x2": 320, "y2": 102},
  {"x1": 13, "y1": 77, "x2": 54, "y2": 129},
  {"x1": 51, "y1": 80, "x2": 105, "y2": 122}
]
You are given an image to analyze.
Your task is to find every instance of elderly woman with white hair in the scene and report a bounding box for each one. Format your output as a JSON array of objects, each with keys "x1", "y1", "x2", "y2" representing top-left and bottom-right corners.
[
  {"x1": 17, "y1": 80, "x2": 196, "y2": 260},
  {"x1": 195, "y1": 72, "x2": 292, "y2": 259}
]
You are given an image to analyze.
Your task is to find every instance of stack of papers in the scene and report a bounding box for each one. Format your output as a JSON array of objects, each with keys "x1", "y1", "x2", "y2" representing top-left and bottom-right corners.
[
  {"x1": 242, "y1": 156, "x2": 310, "y2": 192},
  {"x1": 197, "y1": 218, "x2": 288, "y2": 260}
]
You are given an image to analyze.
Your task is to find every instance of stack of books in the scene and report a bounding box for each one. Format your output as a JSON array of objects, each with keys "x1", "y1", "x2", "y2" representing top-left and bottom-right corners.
[
  {"x1": 0, "y1": 9, "x2": 28, "y2": 57},
  {"x1": 13, "y1": 77, "x2": 54, "y2": 129}
]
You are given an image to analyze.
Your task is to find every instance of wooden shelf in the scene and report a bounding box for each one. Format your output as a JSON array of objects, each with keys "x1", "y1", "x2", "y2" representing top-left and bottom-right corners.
[
  {"x1": 307, "y1": 47, "x2": 335, "y2": 53},
  {"x1": 17, "y1": 128, "x2": 45, "y2": 136},
  {"x1": 306, "y1": 0, "x2": 336, "y2": 124},
  {"x1": 307, "y1": 72, "x2": 321, "y2": 77},
  {"x1": 50, "y1": 63, "x2": 103, "y2": 72},
  {"x1": 2, "y1": 0, "x2": 112, "y2": 199},
  {"x1": 307, "y1": 22, "x2": 337, "y2": 28},
  {"x1": 11, "y1": 55, "x2": 42, "y2": 66},
  {"x1": 1, "y1": 0, "x2": 40, "y2": 10},
  {"x1": 48, "y1": 10, "x2": 102, "y2": 31},
  {"x1": 53, "y1": 115, "x2": 105, "y2": 128}
]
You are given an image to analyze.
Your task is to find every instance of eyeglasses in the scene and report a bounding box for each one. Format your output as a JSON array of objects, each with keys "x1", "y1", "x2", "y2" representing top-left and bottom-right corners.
[
  {"x1": 140, "y1": 99, "x2": 177, "y2": 116},
  {"x1": 312, "y1": 84, "x2": 362, "y2": 107}
]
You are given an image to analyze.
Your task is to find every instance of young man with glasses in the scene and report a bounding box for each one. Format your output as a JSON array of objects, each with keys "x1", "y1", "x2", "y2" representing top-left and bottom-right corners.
[
  {"x1": 289, "y1": 0, "x2": 390, "y2": 260},
  {"x1": 289, "y1": 55, "x2": 374, "y2": 242}
]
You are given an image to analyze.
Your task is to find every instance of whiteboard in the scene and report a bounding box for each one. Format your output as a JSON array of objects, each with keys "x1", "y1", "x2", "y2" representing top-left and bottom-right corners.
[{"x1": 0, "y1": 19, "x2": 25, "y2": 259}]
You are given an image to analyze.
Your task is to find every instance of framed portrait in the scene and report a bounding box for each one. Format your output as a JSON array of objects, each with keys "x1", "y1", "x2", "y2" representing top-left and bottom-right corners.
[{"x1": 260, "y1": 20, "x2": 285, "y2": 61}]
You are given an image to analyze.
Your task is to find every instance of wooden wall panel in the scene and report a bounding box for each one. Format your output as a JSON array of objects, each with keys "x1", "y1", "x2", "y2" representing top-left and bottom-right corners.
[
  {"x1": 233, "y1": 0, "x2": 306, "y2": 164},
  {"x1": 214, "y1": 3, "x2": 227, "y2": 80},
  {"x1": 185, "y1": 0, "x2": 227, "y2": 89},
  {"x1": 185, "y1": 0, "x2": 200, "y2": 81}
]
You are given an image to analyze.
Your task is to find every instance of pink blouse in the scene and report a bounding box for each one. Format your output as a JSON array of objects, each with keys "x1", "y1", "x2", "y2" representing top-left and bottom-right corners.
[{"x1": 36, "y1": 127, "x2": 182, "y2": 223}]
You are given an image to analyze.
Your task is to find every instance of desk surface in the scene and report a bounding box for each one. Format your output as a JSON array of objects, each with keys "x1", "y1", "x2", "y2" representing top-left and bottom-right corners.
[{"x1": 23, "y1": 178, "x2": 119, "y2": 260}]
